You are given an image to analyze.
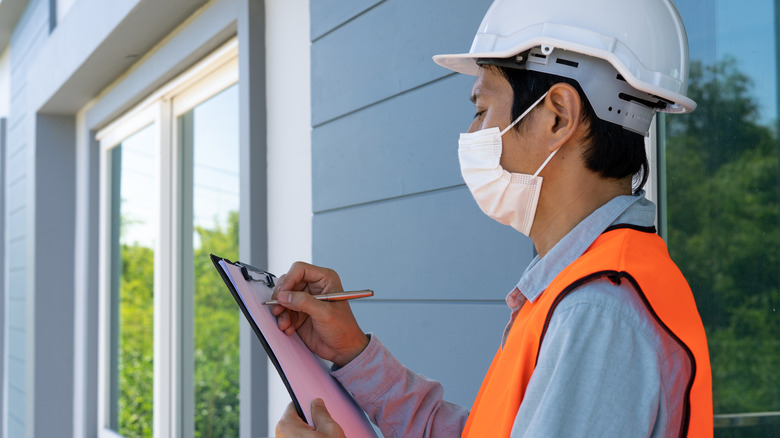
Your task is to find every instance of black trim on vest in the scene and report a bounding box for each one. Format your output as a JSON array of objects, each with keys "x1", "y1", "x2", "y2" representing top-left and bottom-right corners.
[
  {"x1": 535, "y1": 270, "x2": 695, "y2": 438},
  {"x1": 602, "y1": 223, "x2": 657, "y2": 234}
]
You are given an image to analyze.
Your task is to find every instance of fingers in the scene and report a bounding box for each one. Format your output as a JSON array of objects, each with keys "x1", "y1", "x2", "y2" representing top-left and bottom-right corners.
[
  {"x1": 271, "y1": 289, "x2": 321, "y2": 335},
  {"x1": 275, "y1": 400, "x2": 345, "y2": 438},
  {"x1": 275, "y1": 402, "x2": 314, "y2": 438},
  {"x1": 276, "y1": 290, "x2": 334, "y2": 321},
  {"x1": 273, "y1": 308, "x2": 297, "y2": 335},
  {"x1": 270, "y1": 262, "x2": 344, "y2": 333},
  {"x1": 310, "y1": 399, "x2": 346, "y2": 437},
  {"x1": 275, "y1": 262, "x2": 343, "y2": 295}
]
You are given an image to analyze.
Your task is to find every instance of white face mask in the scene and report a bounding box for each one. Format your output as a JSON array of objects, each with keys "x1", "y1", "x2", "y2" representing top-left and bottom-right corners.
[{"x1": 458, "y1": 91, "x2": 559, "y2": 236}]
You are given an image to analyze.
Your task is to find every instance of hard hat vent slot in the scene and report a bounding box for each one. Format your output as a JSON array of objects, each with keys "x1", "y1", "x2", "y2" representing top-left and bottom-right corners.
[
  {"x1": 618, "y1": 92, "x2": 657, "y2": 109},
  {"x1": 616, "y1": 74, "x2": 627, "y2": 82},
  {"x1": 555, "y1": 58, "x2": 579, "y2": 68}
]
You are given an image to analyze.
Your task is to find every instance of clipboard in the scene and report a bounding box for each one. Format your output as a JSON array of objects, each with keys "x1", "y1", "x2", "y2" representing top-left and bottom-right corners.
[{"x1": 210, "y1": 254, "x2": 377, "y2": 437}]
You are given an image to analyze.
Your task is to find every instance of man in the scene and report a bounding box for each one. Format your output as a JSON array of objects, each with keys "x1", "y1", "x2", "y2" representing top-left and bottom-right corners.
[{"x1": 273, "y1": 0, "x2": 713, "y2": 436}]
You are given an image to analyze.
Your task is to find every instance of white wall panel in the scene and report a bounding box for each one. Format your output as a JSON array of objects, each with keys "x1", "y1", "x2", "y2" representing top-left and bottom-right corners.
[{"x1": 265, "y1": 0, "x2": 312, "y2": 430}]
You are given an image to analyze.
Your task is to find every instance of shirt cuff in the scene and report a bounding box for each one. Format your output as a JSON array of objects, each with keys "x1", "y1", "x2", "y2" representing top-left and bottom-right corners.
[{"x1": 330, "y1": 333, "x2": 405, "y2": 405}]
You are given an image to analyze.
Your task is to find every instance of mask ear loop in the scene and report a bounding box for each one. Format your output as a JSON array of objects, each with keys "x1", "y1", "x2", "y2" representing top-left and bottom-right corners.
[
  {"x1": 497, "y1": 90, "x2": 557, "y2": 177},
  {"x1": 500, "y1": 91, "x2": 550, "y2": 136},
  {"x1": 532, "y1": 147, "x2": 560, "y2": 177}
]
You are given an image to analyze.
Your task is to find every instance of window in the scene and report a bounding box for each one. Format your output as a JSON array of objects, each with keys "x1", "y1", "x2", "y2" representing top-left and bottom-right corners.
[
  {"x1": 55, "y1": 0, "x2": 76, "y2": 26},
  {"x1": 176, "y1": 77, "x2": 240, "y2": 438},
  {"x1": 97, "y1": 39, "x2": 239, "y2": 438},
  {"x1": 108, "y1": 123, "x2": 157, "y2": 436},
  {"x1": 660, "y1": 1, "x2": 779, "y2": 435}
]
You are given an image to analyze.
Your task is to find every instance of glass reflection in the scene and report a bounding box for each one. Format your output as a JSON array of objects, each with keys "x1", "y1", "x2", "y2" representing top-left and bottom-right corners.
[
  {"x1": 110, "y1": 124, "x2": 156, "y2": 437},
  {"x1": 180, "y1": 83, "x2": 240, "y2": 437},
  {"x1": 665, "y1": 0, "x2": 779, "y2": 435}
]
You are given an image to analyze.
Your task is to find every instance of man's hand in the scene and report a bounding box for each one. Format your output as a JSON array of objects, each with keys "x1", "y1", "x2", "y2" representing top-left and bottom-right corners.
[
  {"x1": 270, "y1": 262, "x2": 369, "y2": 367},
  {"x1": 276, "y1": 399, "x2": 346, "y2": 438}
]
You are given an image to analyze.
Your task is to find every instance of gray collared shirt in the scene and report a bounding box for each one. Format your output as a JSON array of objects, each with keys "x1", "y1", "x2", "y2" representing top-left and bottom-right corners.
[{"x1": 333, "y1": 193, "x2": 690, "y2": 437}]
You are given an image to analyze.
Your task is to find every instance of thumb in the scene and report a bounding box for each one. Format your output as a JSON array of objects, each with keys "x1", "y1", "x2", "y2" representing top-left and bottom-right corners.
[
  {"x1": 277, "y1": 290, "x2": 329, "y2": 316},
  {"x1": 310, "y1": 398, "x2": 345, "y2": 436}
]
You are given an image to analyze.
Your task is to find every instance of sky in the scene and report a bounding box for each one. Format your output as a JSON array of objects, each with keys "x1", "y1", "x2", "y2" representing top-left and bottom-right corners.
[
  {"x1": 677, "y1": 0, "x2": 777, "y2": 125},
  {"x1": 119, "y1": 84, "x2": 239, "y2": 250}
]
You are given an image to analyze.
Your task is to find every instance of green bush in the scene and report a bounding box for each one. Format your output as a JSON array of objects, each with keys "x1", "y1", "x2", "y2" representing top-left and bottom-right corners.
[{"x1": 117, "y1": 211, "x2": 240, "y2": 437}]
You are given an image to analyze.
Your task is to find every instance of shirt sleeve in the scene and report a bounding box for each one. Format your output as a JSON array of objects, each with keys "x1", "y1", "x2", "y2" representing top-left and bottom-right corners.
[
  {"x1": 511, "y1": 279, "x2": 667, "y2": 437},
  {"x1": 331, "y1": 334, "x2": 469, "y2": 438}
]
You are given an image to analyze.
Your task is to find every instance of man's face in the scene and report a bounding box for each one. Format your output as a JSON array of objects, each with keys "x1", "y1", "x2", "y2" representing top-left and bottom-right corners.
[{"x1": 468, "y1": 67, "x2": 544, "y2": 175}]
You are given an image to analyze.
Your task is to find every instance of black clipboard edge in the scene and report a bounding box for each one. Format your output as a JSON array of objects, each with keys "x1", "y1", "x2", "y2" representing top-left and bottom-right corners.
[{"x1": 209, "y1": 253, "x2": 306, "y2": 422}]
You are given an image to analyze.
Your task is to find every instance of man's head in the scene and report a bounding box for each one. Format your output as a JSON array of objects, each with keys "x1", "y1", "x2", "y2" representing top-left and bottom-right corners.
[
  {"x1": 437, "y1": 0, "x2": 694, "y2": 193},
  {"x1": 484, "y1": 62, "x2": 650, "y2": 192}
]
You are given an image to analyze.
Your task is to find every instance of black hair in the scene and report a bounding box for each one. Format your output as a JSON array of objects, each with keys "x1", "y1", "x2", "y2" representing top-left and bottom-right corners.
[{"x1": 492, "y1": 66, "x2": 649, "y2": 193}]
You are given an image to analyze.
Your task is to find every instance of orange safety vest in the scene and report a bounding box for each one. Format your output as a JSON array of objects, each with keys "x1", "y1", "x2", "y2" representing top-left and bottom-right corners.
[{"x1": 462, "y1": 226, "x2": 713, "y2": 437}]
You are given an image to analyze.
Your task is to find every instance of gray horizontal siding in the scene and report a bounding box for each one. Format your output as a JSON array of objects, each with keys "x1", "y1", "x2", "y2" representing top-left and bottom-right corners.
[
  {"x1": 312, "y1": 73, "x2": 472, "y2": 212},
  {"x1": 311, "y1": 0, "x2": 488, "y2": 125},
  {"x1": 8, "y1": 269, "x2": 24, "y2": 298},
  {"x1": 6, "y1": 0, "x2": 51, "y2": 436},
  {"x1": 8, "y1": 297, "x2": 24, "y2": 330},
  {"x1": 8, "y1": 318, "x2": 27, "y2": 360},
  {"x1": 9, "y1": 85, "x2": 27, "y2": 127},
  {"x1": 8, "y1": 238, "x2": 25, "y2": 270},
  {"x1": 8, "y1": 366, "x2": 26, "y2": 424},
  {"x1": 310, "y1": 0, "x2": 384, "y2": 41},
  {"x1": 8, "y1": 417, "x2": 23, "y2": 438},
  {"x1": 8, "y1": 208, "x2": 25, "y2": 236},
  {"x1": 8, "y1": 336, "x2": 27, "y2": 372},
  {"x1": 350, "y1": 300, "x2": 507, "y2": 408},
  {"x1": 10, "y1": 0, "x2": 48, "y2": 48},
  {"x1": 8, "y1": 381, "x2": 25, "y2": 420},
  {"x1": 0, "y1": 117, "x2": 3, "y2": 438},
  {"x1": 311, "y1": 0, "x2": 527, "y2": 419},
  {"x1": 6, "y1": 151, "x2": 26, "y2": 188},
  {"x1": 313, "y1": 186, "x2": 532, "y2": 301}
]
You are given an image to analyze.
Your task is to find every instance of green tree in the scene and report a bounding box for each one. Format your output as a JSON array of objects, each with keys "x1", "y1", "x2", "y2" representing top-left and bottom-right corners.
[
  {"x1": 118, "y1": 243, "x2": 154, "y2": 437},
  {"x1": 665, "y1": 58, "x2": 780, "y2": 415},
  {"x1": 193, "y1": 210, "x2": 240, "y2": 437},
  {"x1": 116, "y1": 210, "x2": 240, "y2": 437}
]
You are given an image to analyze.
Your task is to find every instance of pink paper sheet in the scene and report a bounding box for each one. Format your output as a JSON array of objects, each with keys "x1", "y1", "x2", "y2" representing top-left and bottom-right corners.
[{"x1": 219, "y1": 260, "x2": 377, "y2": 437}]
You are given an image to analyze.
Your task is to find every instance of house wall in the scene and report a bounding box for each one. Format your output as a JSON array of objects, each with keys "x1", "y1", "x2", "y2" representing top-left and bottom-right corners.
[
  {"x1": 2, "y1": 0, "x2": 535, "y2": 435},
  {"x1": 309, "y1": 0, "x2": 537, "y2": 410},
  {"x1": 6, "y1": 1, "x2": 51, "y2": 436},
  {"x1": 3, "y1": 0, "x2": 779, "y2": 436},
  {"x1": 2, "y1": 0, "x2": 275, "y2": 436},
  {"x1": 0, "y1": 44, "x2": 8, "y2": 438},
  {"x1": 0, "y1": 48, "x2": 9, "y2": 116}
]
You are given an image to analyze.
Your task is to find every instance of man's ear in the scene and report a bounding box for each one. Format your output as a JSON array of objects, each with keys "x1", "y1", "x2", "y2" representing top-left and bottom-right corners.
[{"x1": 542, "y1": 83, "x2": 584, "y2": 152}]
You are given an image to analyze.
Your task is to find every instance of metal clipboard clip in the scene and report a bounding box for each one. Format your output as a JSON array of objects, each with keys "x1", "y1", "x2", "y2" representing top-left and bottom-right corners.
[{"x1": 234, "y1": 261, "x2": 276, "y2": 287}]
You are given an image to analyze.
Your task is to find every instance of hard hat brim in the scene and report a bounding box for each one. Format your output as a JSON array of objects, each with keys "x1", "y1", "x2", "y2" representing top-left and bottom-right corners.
[{"x1": 433, "y1": 50, "x2": 696, "y2": 114}]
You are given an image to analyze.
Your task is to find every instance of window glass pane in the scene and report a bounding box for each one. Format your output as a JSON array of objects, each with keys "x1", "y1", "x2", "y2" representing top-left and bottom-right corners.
[
  {"x1": 664, "y1": 0, "x2": 780, "y2": 434},
  {"x1": 110, "y1": 124, "x2": 156, "y2": 436},
  {"x1": 181, "y1": 83, "x2": 240, "y2": 437}
]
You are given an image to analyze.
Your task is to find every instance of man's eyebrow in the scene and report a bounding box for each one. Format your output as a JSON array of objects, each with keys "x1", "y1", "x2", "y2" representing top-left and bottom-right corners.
[{"x1": 470, "y1": 92, "x2": 478, "y2": 104}]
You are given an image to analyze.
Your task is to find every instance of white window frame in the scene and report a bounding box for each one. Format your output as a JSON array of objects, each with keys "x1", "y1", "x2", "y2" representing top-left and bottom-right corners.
[
  {"x1": 95, "y1": 37, "x2": 238, "y2": 438},
  {"x1": 170, "y1": 49, "x2": 239, "y2": 438}
]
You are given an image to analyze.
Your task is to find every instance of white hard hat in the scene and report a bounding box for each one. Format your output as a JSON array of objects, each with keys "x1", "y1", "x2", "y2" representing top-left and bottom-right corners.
[{"x1": 433, "y1": 0, "x2": 695, "y2": 135}]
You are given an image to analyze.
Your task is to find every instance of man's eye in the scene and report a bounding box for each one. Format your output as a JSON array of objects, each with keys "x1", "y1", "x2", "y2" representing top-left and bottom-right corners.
[{"x1": 473, "y1": 110, "x2": 485, "y2": 119}]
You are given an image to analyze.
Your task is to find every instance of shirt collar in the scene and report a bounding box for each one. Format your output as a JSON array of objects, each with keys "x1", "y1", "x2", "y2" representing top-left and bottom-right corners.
[{"x1": 513, "y1": 191, "x2": 656, "y2": 304}]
